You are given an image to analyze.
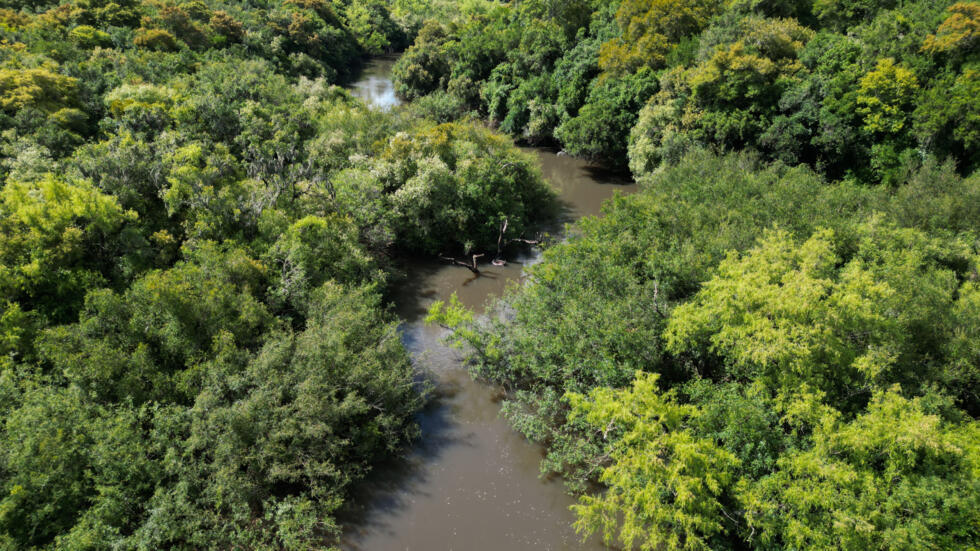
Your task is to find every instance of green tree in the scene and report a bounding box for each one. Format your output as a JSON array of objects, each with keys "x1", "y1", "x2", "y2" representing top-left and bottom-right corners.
[
  {"x1": 0, "y1": 175, "x2": 137, "y2": 322},
  {"x1": 145, "y1": 282, "x2": 422, "y2": 549},
  {"x1": 38, "y1": 243, "x2": 274, "y2": 405},
  {"x1": 598, "y1": 0, "x2": 721, "y2": 76},
  {"x1": 379, "y1": 121, "x2": 553, "y2": 254},
  {"x1": 391, "y1": 21, "x2": 451, "y2": 100},
  {"x1": 856, "y1": 57, "x2": 919, "y2": 134},
  {"x1": 555, "y1": 69, "x2": 658, "y2": 165},
  {"x1": 914, "y1": 68, "x2": 980, "y2": 171},
  {"x1": 568, "y1": 372, "x2": 739, "y2": 551},
  {"x1": 0, "y1": 386, "x2": 159, "y2": 550},
  {"x1": 742, "y1": 388, "x2": 980, "y2": 550},
  {"x1": 269, "y1": 214, "x2": 381, "y2": 311},
  {"x1": 0, "y1": 65, "x2": 78, "y2": 114},
  {"x1": 665, "y1": 221, "x2": 975, "y2": 409}
]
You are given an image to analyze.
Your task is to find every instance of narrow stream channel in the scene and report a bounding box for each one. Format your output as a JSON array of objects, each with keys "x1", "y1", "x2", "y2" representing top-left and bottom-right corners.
[{"x1": 342, "y1": 57, "x2": 636, "y2": 550}]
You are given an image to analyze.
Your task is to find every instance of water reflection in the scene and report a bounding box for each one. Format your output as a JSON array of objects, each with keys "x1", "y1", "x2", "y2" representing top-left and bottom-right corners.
[
  {"x1": 341, "y1": 150, "x2": 635, "y2": 551},
  {"x1": 348, "y1": 56, "x2": 401, "y2": 110},
  {"x1": 341, "y1": 59, "x2": 637, "y2": 551},
  {"x1": 525, "y1": 147, "x2": 635, "y2": 222}
]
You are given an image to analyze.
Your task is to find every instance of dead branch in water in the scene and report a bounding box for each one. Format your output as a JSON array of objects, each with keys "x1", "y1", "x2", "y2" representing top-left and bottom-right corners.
[
  {"x1": 439, "y1": 218, "x2": 541, "y2": 272},
  {"x1": 492, "y1": 218, "x2": 540, "y2": 266},
  {"x1": 439, "y1": 253, "x2": 485, "y2": 274}
]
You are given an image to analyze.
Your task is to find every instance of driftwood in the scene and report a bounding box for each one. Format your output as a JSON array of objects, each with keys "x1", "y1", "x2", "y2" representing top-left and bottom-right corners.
[
  {"x1": 439, "y1": 253, "x2": 485, "y2": 274},
  {"x1": 491, "y1": 219, "x2": 539, "y2": 266},
  {"x1": 439, "y1": 219, "x2": 540, "y2": 273}
]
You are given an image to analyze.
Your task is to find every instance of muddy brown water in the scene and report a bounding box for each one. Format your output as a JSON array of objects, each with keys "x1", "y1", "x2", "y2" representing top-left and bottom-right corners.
[{"x1": 342, "y1": 60, "x2": 636, "y2": 551}]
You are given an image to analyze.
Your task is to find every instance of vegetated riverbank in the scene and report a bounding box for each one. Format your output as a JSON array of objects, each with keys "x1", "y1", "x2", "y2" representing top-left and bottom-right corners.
[
  {"x1": 341, "y1": 59, "x2": 636, "y2": 550},
  {"x1": 376, "y1": 1, "x2": 980, "y2": 549},
  {"x1": 0, "y1": 2, "x2": 571, "y2": 545}
]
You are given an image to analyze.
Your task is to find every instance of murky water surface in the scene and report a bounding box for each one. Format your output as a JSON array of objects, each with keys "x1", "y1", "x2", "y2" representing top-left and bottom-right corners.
[{"x1": 343, "y1": 60, "x2": 636, "y2": 551}]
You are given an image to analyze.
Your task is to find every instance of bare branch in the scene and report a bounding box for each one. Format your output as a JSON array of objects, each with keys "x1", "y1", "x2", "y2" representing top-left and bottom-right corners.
[
  {"x1": 492, "y1": 217, "x2": 541, "y2": 266},
  {"x1": 439, "y1": 253, "x2": 485, "y2": 274}
]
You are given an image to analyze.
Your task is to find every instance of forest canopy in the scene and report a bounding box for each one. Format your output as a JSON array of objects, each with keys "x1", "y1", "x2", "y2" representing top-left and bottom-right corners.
[
  {"x1": 395, "y1": 0, "x2": 980, "y2": 182},
  {"x1": 419, "y1": 2, "x2": 980, "y2": 549},
  {"x1": 0, "y1": 0, "x2": 552, "y2": 548},
  {"x1": 1, "y1": 0, "x2": 979, "y2": 549}
]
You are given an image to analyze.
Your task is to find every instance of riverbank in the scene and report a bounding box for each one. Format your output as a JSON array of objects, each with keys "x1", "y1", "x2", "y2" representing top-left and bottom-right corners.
[{"x1": 341, "y1": 59, "x2": 635, "y2": 550}]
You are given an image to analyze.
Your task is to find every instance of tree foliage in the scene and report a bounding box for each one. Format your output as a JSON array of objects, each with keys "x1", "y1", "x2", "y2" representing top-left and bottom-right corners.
[
  {"x1": 743, "y1": 388, "x2": 980, "y2": 550},
  {"x1": 0, "y1": 0, "x2": 553, "y2": 548},
  {"x1": 568, "y1": 373, "x2": 738, "y2": 551},
  {"x1": 598, "y1": 0, "x2": 721, "y2": 77},
  {"x1": 437, "y1": 149, "x2": 980, "y2": 550},
  {"x1": 393, "y1": 0, "x2": 978, "y2": 180}
]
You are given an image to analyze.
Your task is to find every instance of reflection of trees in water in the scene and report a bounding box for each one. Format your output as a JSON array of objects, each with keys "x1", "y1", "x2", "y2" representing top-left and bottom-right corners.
[{"x1": 348, "y1": 57, "x2": 402, "y2": 110}]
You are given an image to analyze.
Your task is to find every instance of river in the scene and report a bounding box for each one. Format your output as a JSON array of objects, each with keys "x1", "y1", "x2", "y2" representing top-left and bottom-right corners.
[{"x1": 342, "y1": 56, "x2": 636, "y2": 550}]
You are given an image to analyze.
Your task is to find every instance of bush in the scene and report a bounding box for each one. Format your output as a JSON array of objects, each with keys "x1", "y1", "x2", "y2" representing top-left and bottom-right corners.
[{"x1": 133, "y1": 28, "x2": 179, "y2": 51}]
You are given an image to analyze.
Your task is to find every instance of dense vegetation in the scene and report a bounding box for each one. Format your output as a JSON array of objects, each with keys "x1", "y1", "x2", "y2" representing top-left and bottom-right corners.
[
  {"x1": 3, "y1": 0, "x2": 980, "y2": 549},
  {"x1": 395, "y1": 0, "x2": 980, "y2": 183},
  {"x1": 0, "y1": 0, "x2": 552, "y2": 548},
  {"x1": 423, "y1": 1, "x2": 980, "y2": 550}
]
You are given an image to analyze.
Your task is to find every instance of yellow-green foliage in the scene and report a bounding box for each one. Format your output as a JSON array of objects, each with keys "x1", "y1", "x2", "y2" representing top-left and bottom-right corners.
[
  {"x1": 104, "y1": 82, "x2": 180, "y2": 115},
  {"x1": 665, "y1": 220, "x2": 973, "y2": 403},
  {"x1": 68, "y1": 24, "x2": 112, "y2": 48},
  {"x1": 687, "y1": 17, "x2": 812, "y2": 103},
  {"x1": 568, "y1": 372, "x2": 738, "y2": 551},
  {"x1": 690, "y1": 16, "x2": 812, "y2": 96},
  {"x1": 857, "y1": 58, "x2": 919, "y2": 134},
  {"x1": 0, "y1": 176, "x2": 135, "y2": 315},
  {"x1": 270, "y1": 214, "x2": 381, "y2": 299},
  {"x1": 599, "y1": 0, "x2": 721, "y2": 76},
  {"x1": 0, "y1": 9, "x2": 30, "y2": 29},
  {"x1": 742, "y1": 388, "x2": 980, "y2": 550},
  {"x1": 1, "y1": 176, "x2": 134, "y2": 244},
  {"x1": 689, "y1": 43, "x2": 782, "y2": 101},
  {"x1": 377, "y1": 121, "x2": 552, "y2": 253},
  {"x1": 629, "y1": 15, "x2": 812, "y2": 170},
  {"x1": 737, "y1": 15, "x2": 813, "y2": 60},
  {"x1": 0, "y1": 65, "x2": 77, "y2": 114},
  {"x1": 133, "y1": 28, "x2": 178, "y2": 51}
]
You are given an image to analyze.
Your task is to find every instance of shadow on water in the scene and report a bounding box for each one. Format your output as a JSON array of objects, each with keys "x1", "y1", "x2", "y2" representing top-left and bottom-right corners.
[
  {"x1": 340, "y1": 58, "x2": 638, "y2": 551},
  {"x1": 338, "y1": 373, "x2": 474, "y2": 548},
  {"x1": 390, "y1": 252, "x2": 536, "y2": 323},
  {"x1": 526, "y1": 147, "x2": 636, "y2": 222}
]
